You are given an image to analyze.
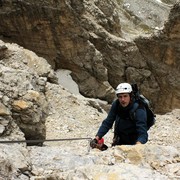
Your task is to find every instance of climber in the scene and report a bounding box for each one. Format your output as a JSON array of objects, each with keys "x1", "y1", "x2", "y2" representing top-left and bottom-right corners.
[{"x1": 90, "y1": 82, "x2": 148, "y2": 149}]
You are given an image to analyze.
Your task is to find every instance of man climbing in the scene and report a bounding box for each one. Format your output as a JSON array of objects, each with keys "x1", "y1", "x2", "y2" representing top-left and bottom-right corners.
[{"x1": 90, "y1": 83, "x2": 148, "y2": 149}]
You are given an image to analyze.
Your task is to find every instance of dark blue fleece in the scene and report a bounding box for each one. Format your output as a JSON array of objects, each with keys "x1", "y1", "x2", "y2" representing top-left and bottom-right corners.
[{"x1": 96, "y1": 99, "x2": 148, "y2": 144}]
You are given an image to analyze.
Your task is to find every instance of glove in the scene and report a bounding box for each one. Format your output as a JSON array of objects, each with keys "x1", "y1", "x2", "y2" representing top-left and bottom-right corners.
[
  {"x1": 99, "y1": 144, "x2": 108, "y2": 151},
  {"x1": 90, "y1": 138, "x2": 98, "y2": 148},
  {"x1": 90, "y1": 138, "x2": 108, "y2": 151}
]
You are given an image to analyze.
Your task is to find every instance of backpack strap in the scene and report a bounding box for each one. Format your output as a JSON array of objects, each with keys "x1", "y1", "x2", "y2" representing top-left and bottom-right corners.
[{"x1": 129, "y1": 101, "x2": 144, "y2": 122}]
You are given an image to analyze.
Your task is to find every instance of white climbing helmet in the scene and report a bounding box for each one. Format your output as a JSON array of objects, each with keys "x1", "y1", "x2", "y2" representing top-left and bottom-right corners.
[{"x1": 115, "y1": 83, "x2": 132, "y2": 94}]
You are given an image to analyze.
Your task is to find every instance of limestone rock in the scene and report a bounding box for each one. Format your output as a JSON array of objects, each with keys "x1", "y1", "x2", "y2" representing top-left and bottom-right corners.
[
  {"x1": 0, "y1": 57, "x2": 179, "y2": 179},
  {"x1": 0, "y1": 144, "x2": 30, "y2": 180},
  {"x1": 0, "y1": 102, "x2": 10, "y2": 115},
  {"x1": 0, "y1": 1, "x2": 179, "y2": 112},
  {"x1": 0, "y1": 1, "x2": 179, "y2": 179},
  {"x1": 0, "y1": 40, "x2": 53, "y2": 143},
  {"x1": 0, "y1": 44, "x2": 7, "y2": 59},
  {"x1": 135, "y1": 2, "x2": 180, "y2": 113}
]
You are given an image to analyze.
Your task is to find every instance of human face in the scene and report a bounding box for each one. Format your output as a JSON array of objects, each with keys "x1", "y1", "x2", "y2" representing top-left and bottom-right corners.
[{"x1": 117, "y1": 93, "x2": 131, "y2": 107}]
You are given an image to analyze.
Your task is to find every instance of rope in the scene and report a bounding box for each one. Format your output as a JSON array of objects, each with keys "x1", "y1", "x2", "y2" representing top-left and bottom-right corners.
[{"x1": 0, "y1": 137, "x2": 92, "y2": 144}]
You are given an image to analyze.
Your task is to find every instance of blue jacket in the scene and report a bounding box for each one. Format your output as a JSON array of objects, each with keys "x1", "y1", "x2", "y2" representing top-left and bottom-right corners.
[{"x1": 96, "y1": 99, "x2": 148, "y2": 144}]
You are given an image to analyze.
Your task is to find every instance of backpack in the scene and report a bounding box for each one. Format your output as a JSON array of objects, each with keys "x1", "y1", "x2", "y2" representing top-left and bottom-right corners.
[{"x1": 131, "y1": 84, "x2": 156, "y2": 130}]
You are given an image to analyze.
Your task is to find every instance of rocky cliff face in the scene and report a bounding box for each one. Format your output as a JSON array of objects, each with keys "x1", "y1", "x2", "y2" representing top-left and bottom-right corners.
[
  {"x1": 135, "y1": 3, "x2": 180, "y2": 113},
  {"x1": 0, "y1": 39, "x2": 179, "y2": 180},
  {"x1": 0, "y1": 40, "x2": 57, "y2": 143},
  {"x1": 0, "y1": 0, "x2": 179, "y2": 113}
]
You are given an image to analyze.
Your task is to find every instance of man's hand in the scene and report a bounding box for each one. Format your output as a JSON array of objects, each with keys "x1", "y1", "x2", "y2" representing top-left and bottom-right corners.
[
  {"x1": 90, "y1": 138, "x2": 98, "y2": 148},
  {"x1": 136, "y1": 141, "x2": 142, "y2": 144},
  {"x1": 90, "y1": 137, "x2": 108, "y2": 151}
]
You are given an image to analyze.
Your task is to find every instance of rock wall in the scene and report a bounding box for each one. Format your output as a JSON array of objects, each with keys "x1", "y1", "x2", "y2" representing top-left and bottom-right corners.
[
  {"x1": 0, "y1": 72, "x2": 179, "y2": 179},
  {"x1": 0, "y1": 0, "x2": 179, "y2": 113},
  {"x1": 135, "y1": 3, "x2": 180, "y2": 112},
  {"x1": 0, "y1": 40, "x2": 57, "y2": 143},
  {"x1": 0, "y1": 38, "x2": 179, "y2": 180}
]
